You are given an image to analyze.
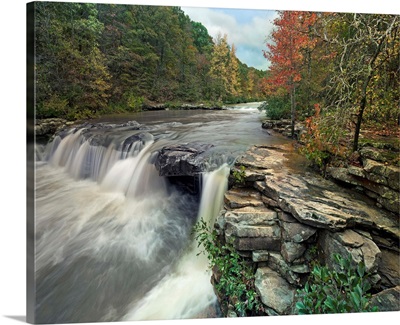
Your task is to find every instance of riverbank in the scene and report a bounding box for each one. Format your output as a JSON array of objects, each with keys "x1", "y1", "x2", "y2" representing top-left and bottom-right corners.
[
  {"x1": 261, "y1": 118, "x2": 399, "y2": 215},
  {"x1": 34, "y1": 101, "x2": 251, "y2": 140},
  {"x1": 212, "y1": 142, "x2": 399, "y2": 316}
]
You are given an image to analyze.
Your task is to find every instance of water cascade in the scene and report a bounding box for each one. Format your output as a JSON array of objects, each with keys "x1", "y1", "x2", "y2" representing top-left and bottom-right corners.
[{"x1": 35, "y1": 124, "x2": 230, "y2": 323}]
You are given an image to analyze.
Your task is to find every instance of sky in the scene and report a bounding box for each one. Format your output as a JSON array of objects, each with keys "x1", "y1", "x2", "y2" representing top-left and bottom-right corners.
[{"x1": 182, "y1": 7, "x2": 277, "y2": 71}]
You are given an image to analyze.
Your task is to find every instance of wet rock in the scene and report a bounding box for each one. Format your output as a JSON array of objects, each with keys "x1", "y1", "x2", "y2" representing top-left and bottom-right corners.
[
  {"x1": 236, "y1": 145, "x2": 287, "y2": 170},
  {"x1": 214, "y1": 143, "x2": 399, "y2": 316},
  {"x1": 371, "y1": 286, "x2": 400, "y2": 312},
  {"x1": 261, "y1": 195, "x2": 279, "y2": 208},
  {"x1": 377, "y1": 190, "x2": 400, "y2": 214},
  {"x1": 348, "y1": 165, "x2": 366, "y2": 178},
  {"x1": 255, "y1": 267, "x2": 296, "y2": 315},
  {"x1": 154, "y1": 142, "x2": 214, "y2": 176},
  {"x1": 327, "y1": 167, "x2": 360, "y2": 186},
  {"x1": 35, "y1": 118, "x2": 68, "y2": 137}
]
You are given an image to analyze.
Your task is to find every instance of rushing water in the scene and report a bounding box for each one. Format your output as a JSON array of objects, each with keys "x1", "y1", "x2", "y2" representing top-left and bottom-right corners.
[{"x1": 34, "y1": 103, "x2": 288, "y2": 323}]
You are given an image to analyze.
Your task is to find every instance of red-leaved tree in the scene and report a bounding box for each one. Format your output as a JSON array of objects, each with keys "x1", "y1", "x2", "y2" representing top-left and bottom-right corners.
[{"x1": 264, "y1": 11, "x2": 317, "y2": 137}]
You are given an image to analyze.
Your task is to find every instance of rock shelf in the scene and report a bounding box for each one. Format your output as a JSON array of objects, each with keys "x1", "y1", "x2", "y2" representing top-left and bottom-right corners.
[{"x1": 214, "y1": 144, "x2": 399, "y2": 316}]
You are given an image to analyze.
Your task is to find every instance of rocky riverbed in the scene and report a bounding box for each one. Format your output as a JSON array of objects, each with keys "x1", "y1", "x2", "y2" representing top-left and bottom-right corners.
[{"x1": 214, "y1": 143, "x2": 399, "y2": 316}]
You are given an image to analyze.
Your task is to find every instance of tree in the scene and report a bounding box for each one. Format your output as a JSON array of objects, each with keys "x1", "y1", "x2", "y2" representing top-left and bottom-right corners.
[
  {"x1": 35, "y1": 2, "x2": 110, "y2": 118},
  {"x1": 227, "y1": 44, "x2": 241, "y2": 98},
  {"x1": 264, "y1": 11, "x2": 317, "y2": 137},
  {"x1": 209, "y1": 33, "x2": 231, "y2": 101},
  {"x1": 317, "y1": 13, "x2": 399, "y2": 151}
]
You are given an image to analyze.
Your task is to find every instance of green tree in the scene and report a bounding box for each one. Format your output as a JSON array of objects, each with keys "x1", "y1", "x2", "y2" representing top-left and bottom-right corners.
[
  {"x1": 209, "y1": 33, "x2": 231, "y2": 101},
  {"x1": 227, "y1": 44, "x2": 241, "y2": 98},
  {"x1": 318, "y1": 13, "x2": 400, "y2": 151},
  {"x1": 35, "y1": 2, "x2": 110, "y2": 119}
]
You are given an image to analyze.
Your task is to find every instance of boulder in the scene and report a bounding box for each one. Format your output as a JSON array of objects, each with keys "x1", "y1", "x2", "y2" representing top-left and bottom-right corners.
[
  {"x1": 154, "y1": 142, "x2": 214, "y2": 176},
  {"x1": 267, "y1": 252, "x2": 302, "y2": 285},
  {"x1": 232, "y1": 237, "x2": 281, "y2": 252},
  {"x1": 281, "y1": 242, "x2": 307, "y2": 263},
  {"x1": 363, "y1": 159, "x2": 400, "y2": 191},
  {"x1": 255, "y1": 267, "x2": 296, "y2": 315},
  {"x1": 319, "y1": 230, "x2": 381, "y2": 274}
]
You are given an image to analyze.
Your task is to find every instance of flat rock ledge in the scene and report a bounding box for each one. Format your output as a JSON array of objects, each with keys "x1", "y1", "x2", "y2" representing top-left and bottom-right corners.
[{"x1": 213, "y1": 144, "x2": 399, "y2": 316}]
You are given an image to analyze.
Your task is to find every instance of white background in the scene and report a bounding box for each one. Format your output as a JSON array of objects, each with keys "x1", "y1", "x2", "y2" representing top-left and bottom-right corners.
[{"x1": 0, "y1": 1, "x2": 398, "y2": 325}]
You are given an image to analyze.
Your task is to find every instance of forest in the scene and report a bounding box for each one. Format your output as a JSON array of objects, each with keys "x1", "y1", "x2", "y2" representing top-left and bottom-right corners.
[
  {"x1": 34, "y1": 3, "x2": 399, "y2": 163},
  {"x1": 34, "y1": 2, "x2": 266, "y2": 120},
  {"x1": 263, "y1": 11, "x2": 399, "y2": 162}
]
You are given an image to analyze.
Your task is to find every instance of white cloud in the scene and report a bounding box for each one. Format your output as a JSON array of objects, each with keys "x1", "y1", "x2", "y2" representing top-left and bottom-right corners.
[{"x1": 183, "y1": 7, "x2": 277, "y2": 70}]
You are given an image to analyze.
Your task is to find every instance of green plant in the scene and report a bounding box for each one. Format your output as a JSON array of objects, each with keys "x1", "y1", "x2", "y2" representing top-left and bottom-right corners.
[
  {"x1": 232, "y1": 165, "x2": 246, "y2": 185},
  {"x1": 264, "y1": 95, "x2": 291, "y2": 120},
  {"x1": 193, "y1": 219, "x2": 264, "y2": 316},
  {"x1": 37, "y1": 94, "x2": 69, "y2": 118},
  {"x1": 124, "y1": 92, "x2": 144, "y2": 112},
  {"x1": 296, "y1": 253, "x2": 378, "y2": 314}
]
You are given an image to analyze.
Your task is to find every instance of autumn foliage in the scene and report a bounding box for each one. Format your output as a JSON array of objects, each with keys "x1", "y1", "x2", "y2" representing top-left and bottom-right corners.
[{"x1": 264, "y1": 11, "x2": 400, "y2": 168}]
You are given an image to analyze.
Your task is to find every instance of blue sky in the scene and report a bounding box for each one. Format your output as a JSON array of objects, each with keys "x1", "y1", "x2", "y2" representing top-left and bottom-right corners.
[{"x1": 182, "y1": 7, "x2": 277, "y2": 71}]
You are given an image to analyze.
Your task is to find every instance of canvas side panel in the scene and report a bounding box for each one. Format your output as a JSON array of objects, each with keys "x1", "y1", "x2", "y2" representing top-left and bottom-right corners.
[{"x1": 26, "y1": 2, "x2": 36, "y2": 324}]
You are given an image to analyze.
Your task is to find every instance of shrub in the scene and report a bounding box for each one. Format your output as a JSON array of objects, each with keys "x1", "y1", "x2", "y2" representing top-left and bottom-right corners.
[
  {"x1": 37, "y1": 94, "x2": 69, "y2": 118},
  {"x1": 300, "y1": 103, "x2": 348, "y2": 172},
  {"x1": 124, "y1": 91, "x2": 144, "y2": 112},
  {"x1": 232, "y1": 165, "x2": 246, "y2": 185},
  {"x1": 295, "y1": 253, "x2": 378, "y2": 314},
  {"x1": 264, "y1": 95, "x2": 291, "y2": 120},
  {"x1": 193, "y1": 219, "x2": 264, "y2": 316}
]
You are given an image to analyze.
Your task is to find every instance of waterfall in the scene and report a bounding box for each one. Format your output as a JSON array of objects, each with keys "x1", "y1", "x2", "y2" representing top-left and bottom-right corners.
[
  {"x1": 122, "y1": 164, "x2": 230, "y2": 321},
  {"x1": 34, "y1": 124, "x2": 231, "y2": 323}
]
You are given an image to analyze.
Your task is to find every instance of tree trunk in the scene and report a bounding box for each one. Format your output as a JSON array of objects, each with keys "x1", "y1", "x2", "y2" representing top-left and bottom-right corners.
[
  {"x1": 352, "y1": 36, "x2": 386, "y2": 152},
  {"x1": 353, "y1": 96, "x2": 366, "y2": 152},
  {"x1": 290, "y1": 84, "x2": 296, "y2": 138}
]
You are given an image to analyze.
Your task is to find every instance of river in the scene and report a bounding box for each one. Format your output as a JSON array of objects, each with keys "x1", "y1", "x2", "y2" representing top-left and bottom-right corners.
[{"x1": 33, "y1": 102, "x2": 289, "y2": 323}]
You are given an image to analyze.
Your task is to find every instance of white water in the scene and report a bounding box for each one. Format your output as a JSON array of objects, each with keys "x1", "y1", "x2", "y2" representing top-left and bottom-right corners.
[
  {"x1": 34, "y1": 105, "x2": 287, "y2": 323},
  {"x1": 35, "y1": 124, "x2": 231, "y2": 323},
  {"x1": 122, "y1": 165, "x2": 230, "y2": 321}
]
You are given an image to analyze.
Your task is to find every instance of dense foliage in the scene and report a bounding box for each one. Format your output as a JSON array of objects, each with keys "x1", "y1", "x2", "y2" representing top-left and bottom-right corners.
[
  {"x1": 34, "y1": 2, "x2": 266, "y2": 120},
  {"x1": 263, "y1": 11, "x2": 399, "y2": 162},
  {"x1": 296, "y1": 254, "x2": 378, "y2": 314},
  {"x1": 193, "y1": 219, "x2": 264, "y2": 317}
]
